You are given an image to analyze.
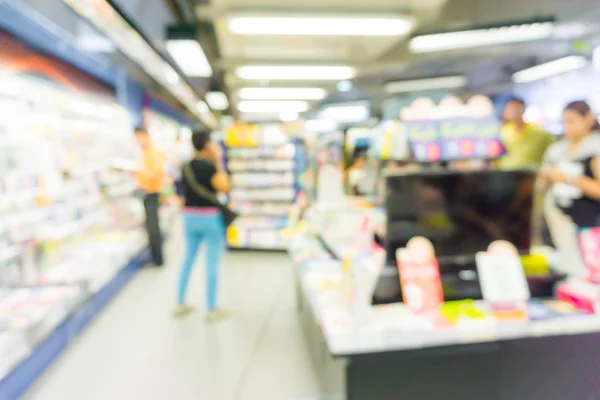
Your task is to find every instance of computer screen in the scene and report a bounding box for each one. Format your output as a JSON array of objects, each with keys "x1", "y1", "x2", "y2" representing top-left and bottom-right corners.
[{"x1": 385, "y1": 169, "x2": 535, "y2": 264}]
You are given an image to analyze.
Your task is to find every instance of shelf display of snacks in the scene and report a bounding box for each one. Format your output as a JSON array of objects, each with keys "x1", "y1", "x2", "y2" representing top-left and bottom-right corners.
[{"x1": 225, "y1": 134, "x2": 301, "y2": 250}]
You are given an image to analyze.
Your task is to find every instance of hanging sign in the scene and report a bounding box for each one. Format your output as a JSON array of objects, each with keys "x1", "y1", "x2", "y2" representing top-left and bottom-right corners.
[
  {"x1": 407, "y1": 117, "x2": 504, "y2": 161},
  {"x1": 401, "y1": 95, "x2": 505, "y2": 162}
]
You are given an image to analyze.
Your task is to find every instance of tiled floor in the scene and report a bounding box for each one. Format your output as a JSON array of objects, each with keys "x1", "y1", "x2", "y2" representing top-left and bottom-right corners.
[{"x1": 25, "y1": 221, "x2": 321, "y2": 400}]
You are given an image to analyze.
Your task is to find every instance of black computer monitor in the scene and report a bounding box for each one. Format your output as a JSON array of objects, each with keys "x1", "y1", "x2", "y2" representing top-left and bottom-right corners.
[{"x1": 385, "y1": 169, "x2": 535, "y2": 265}]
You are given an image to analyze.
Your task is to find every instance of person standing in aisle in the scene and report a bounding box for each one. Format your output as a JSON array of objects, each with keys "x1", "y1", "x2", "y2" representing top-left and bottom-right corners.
[
  {"x1": 498, "y1": 97, "x2": 554, "y2": 169},
  {"x1": 541, "y1": 100, "x2": 600, "y2": 228},
  {"x1": 175, "y1": 129, "x2": 231, "y2": 321},
  {"x1": 134, "y1": 126, "x2": 166, "y2": 267},
  {"x1": 168, "y1": 134, "x2": 193, "y2": 203}
]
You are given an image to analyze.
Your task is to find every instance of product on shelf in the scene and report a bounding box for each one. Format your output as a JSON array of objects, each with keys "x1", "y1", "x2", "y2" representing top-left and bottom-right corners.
[
  {"x1": 224, "y1": 135, "x2": 303, "y2": 250},
  {"x1": 0, "y1": 75, "x2": 150, "y2": 383}
]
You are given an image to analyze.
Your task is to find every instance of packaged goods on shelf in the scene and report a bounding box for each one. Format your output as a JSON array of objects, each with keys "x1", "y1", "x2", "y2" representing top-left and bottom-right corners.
[
  {"x1": 0, "y1": 77, "x2": 144, "y2": 290},
  {"x1": 0, "y1": 76, "x2": 150, "y2": 386},
  {"x1": 227, "y1": 159, "x2": 294, "y2": 172},
  {"x1": 0, "y1": 284, "x2": 86, "y2": 381},
  {"x1": 223, "y1": 135, "x2": 304, "y2": 250}
]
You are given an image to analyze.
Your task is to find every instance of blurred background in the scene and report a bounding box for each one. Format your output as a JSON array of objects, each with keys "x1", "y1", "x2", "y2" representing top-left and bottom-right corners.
[{"x1": 2, "y1": 0, "x2": 600, "y2": 399}]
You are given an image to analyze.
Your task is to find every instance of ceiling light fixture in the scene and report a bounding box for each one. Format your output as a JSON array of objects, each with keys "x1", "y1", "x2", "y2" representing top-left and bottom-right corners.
[
  {"x1": 238, "y1": 87, "x2": 327, "y2": 100},
  {"x1": 384, "y1": 75, "x2": 467, "y2": 93},
  {"x1": 594, "y1": 46, "x2": 600, "y2": 70},
  {"x1": 237, "y1": 100, "x2": 309, "y2": 113},
  {"x1": 236, "y1": 66, "x2": 356, "y2": 81},
  {"x1": 227, "y1": 15, "x2": 413, "y2": 36},
  {"x1": 166, "y1": 39, "x2": 212, "y2": 77},
  {"x1": 205, "y1": 92, "x2": 229, "y2": 110},
  {"x1": 279, "y1": 111, "x2": 299, "y2": 122},
  {"x1": 512, "y1": 56, "x2": 587, "y2": 83},
  {"x1": 410, "y1": 21, "x2": 554, "y2": 53},
  {"x1": 336, "y1": 80, "x2": 353, "y2": 92},
  {"x1": 317, "y1": 102, "x2": 370, "y2": 123},
  {"x1": 304, "y1": 119, "x2": 338, "y2": 132},
  {"x1": 196, "y1": 101, "x2": 209, "y2": 114}
]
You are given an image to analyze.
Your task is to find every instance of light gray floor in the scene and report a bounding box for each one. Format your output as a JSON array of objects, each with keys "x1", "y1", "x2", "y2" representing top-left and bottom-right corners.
[{"x1": 25, "y1": 222, "x2": 321, "y2": 400}]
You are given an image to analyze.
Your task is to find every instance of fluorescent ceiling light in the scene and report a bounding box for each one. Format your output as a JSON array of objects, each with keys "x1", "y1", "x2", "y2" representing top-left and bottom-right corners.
[
  {"x1": 166, "y1": 40, "x2": 212, "y2": 77},
  {"x1": 164, "y1": 67, "x2": 180, "y2": 84},
  {"x1": 237, "y1": 100, "x2": 309, "y2": 113},
  {"x1": 410, "y1": 22, "x2": 554, "y2": 53},
  {"x1": 227, "y1": 15, "x2": 413, "y2": 36},
  {"x1": 317, "y1": 103, "x2": 370, "y2": 123},
  {"x1": 337, "y1": 80, "x2": 353, "y2": 92},
  {"x1": 236, "y1": 66, "x2": 356, "y2": 81},
  {"x1": 280, "y1": 111, "x2": 299, "y2": 122},
  {"x1": 384, "y1": 75, "x2": 467, "y2": 93},
  {"x1": 238, "y1": 87, "x2": 327, "y2": 100},
  {"x1": 512, "y1": 56, "x2": 587, "y2": 83},
  {"x1": 304, "y1": 119, "x2": 338, "y2": 132},
  {"x1": 196, "y1": 101, "x2": 209, "y2": 114},
  {"x1": 206, "y1": 92, "x2": 229, "y2": 110}
]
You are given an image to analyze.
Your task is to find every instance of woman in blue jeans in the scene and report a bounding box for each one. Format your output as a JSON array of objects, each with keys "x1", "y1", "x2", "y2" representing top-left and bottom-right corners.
[{"x1": 175, "y1": 129, "x2": 230, "y2": 321}]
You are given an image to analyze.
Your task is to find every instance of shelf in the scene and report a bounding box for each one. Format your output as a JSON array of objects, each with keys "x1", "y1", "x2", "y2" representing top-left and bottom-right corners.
[
  {"x1": 0, "y1": 246, "x2": 148, "y2": 399},
  {"x1": 230, "y1": 184, "x2": 295, "y2": 189},
  {"x1": 228, "y1": 246, "x2": 286, "y2": 252},
  {"x1": 228, "y1": 169, "x2": 295, "y2": 173},
  {"x1": 230, "y1": 199, "x2": 295, "y2": 204}
]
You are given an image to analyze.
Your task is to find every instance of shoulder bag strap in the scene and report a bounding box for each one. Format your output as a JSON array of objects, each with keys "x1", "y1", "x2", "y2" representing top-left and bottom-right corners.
[{"x1": 183, "y1": 162, "x2": 221, "y2": 206}]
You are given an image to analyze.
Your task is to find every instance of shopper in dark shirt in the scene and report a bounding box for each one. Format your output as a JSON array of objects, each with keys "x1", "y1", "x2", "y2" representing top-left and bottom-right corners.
[{"x1": 175, "y1": 129, "x2": 231, "y2": 321}]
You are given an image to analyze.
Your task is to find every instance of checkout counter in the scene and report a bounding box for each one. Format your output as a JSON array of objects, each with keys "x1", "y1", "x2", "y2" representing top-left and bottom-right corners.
[{"x1": 288, "y1": 170, "x2": 600, "y2": 400}]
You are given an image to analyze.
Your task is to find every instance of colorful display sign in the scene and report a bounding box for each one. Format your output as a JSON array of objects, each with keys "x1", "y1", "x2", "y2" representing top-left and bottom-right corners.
[
  {"x1": 400, "y1": 95, "x2": 505, "y2": 162},
  {"x1": 396, "y1": 237, "x2": 444, "y2": 313},
  {"x1": 406, "y1": 117, "x2": 504, "y2": 161}
]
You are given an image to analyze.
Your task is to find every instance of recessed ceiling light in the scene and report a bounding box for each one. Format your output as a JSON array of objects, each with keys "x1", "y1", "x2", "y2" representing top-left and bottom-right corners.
[
  {"x1": 196, "y1": 101, "x2": 209, "y2": 113},
  {"x1": 227, "y1": 15, "x2": 414, "y2": 36},
  {"x1": 280, "y1": 111, "x2": 299, "y2": 121},
  {"x1": 410, "y1": 22, "x2": 554, "y2": 53},
  {"x1": 205, "y1": 92, "x2": 229, "y2": 110},
  {"x1": 237, "y1": 100, "x2": 309, "y2": 113},
  {"x1": 166, "y1": 39, "x2": 212, "y2": 77},
  {"x1": 236, "y1": 66, "x2": 356, "y2": 81},
  {"x1": 384, "y1": 76, "x2": 467, "y2": 93},
  {"x1": 512, "y1": 56, "x2": 587, "y2": 83},
  {"x1": 304, "y1": 119, "x2": 338, "y2": 132},
  {"x1": 336, "y1": 80, "x2": 353, "y2": 92},
  {"x1": 238, "y1": 87, "x2": 327, "y2": 100}
]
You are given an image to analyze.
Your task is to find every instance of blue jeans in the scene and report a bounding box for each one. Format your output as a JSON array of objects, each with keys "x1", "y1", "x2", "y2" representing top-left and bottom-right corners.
[{"x1": 178, "y1": 211, "x2": 225, "y2": 310}]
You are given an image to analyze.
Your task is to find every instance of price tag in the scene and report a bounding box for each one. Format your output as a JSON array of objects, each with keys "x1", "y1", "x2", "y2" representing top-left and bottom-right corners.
[{"x1": 476, "y1": 251, "x2": 530, "y2": 305}]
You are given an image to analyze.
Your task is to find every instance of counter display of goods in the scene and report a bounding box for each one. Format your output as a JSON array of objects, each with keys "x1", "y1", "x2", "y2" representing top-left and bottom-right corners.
[
  {"x1": 226, "y1": 141, "x2": 301, "y2": 250},
  {"x1": 288, "y1": 205, "x2": 600, "y2": 400},
  {"x1": 0, "y1": 77, "x2": 144, "y2": 288},
  {"x1": 0, "y1": 285, "x2": 85, "y2": 381},
  {"x1": 0, "y1": 76, "x2": 150, "y2": 394}
]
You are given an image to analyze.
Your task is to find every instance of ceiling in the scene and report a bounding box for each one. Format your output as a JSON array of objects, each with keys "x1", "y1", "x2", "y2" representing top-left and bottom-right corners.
[
  {"x1": 15, "y1": 0, "x2": 600, "y2": 123},
  {"x1": 188, "y1": 0, "x2": 600, "y2": 120}
]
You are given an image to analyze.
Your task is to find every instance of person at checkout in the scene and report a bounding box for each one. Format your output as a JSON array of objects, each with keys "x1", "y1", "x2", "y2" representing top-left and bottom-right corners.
[{"x1": 498, "y1": 97, "x2": 554, "y2": 169}]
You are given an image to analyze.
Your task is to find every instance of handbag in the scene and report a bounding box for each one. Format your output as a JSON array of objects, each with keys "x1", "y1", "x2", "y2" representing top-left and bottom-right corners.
[{"x1": 183, "y1": 162, "x2": 238, "y2": 227}]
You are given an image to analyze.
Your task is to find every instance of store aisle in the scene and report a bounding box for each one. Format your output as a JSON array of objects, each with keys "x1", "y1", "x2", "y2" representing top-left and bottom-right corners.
[{"x1": 24, "y1": 221, "x2": 321, "y2": 400}]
